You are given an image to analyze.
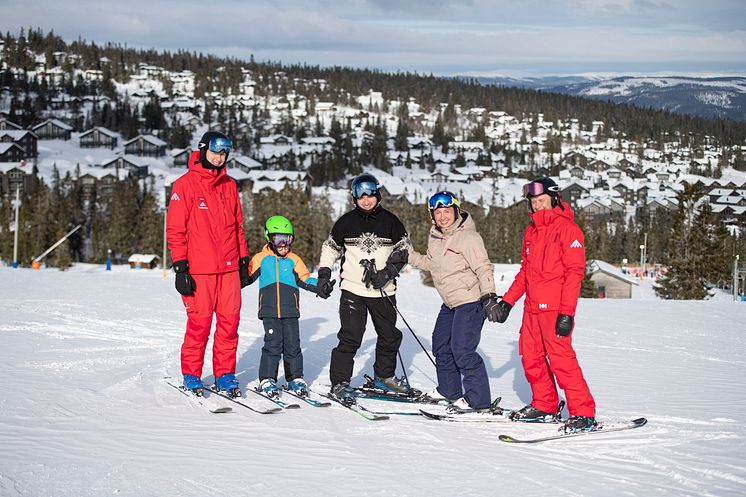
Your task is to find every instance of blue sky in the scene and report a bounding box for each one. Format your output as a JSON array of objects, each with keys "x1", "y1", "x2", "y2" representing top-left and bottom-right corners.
[{"x1": 1, "y1": 0, "x2": 744, "y2": 76}]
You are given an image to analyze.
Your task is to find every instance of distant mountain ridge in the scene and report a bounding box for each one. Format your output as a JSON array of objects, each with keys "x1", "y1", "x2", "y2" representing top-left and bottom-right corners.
[{"x1": 473, "y1": 75, "x2": 746, "y2": 122}]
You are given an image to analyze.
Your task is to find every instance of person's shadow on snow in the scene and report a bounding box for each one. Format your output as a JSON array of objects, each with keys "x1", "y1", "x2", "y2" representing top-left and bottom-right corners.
[{"x1": 491, "y1": 340, "x2": 532, "y2": 406}]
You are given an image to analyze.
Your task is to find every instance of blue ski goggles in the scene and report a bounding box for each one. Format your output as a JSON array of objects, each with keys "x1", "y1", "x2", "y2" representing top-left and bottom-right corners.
[
  {"x1": 352, "y1": 181, "x2": 379, "y2": 199},
  {"x1": 208, "y1": 137, "x2": 233, "y2": 154},
  {"x1": 268, "y1": 233, "x2": 294, "y2": 246},
  {"x1": 428, "y1": 191, "x2": 461, "y2": 210}
]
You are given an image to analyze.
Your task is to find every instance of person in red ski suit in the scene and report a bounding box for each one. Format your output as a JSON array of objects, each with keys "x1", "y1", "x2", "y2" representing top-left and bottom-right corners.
[
  {"x1": 166, "y1": 131, "x2": 250, "y2": 394},
  {"x1": 494, "y1": 177, "x2": 597, "y2": 432}
]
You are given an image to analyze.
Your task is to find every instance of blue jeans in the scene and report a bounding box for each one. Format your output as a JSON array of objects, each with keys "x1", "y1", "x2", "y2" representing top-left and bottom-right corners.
[
  {"x1": 258, "y1": 317, "x2": 303, "y2": 382},
  {"x1": 432, "y1": 301, "x2": 491, "y2": 409}
]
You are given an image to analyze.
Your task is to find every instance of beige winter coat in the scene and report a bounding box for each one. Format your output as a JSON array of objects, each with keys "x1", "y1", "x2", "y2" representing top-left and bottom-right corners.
[{"x1": 409, "y1": 212, "x2": 496, "y2": 308}]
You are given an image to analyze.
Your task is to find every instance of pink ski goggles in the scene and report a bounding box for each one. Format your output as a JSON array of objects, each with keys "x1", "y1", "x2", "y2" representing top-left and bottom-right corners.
[{"x1": 522, "y1": 181, "x2": 559, "y2": 198}]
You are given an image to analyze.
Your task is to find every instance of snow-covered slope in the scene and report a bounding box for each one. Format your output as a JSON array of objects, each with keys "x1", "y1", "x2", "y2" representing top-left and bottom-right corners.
[
  {"x1": 1, "y1": 264, "x2": 745, "y2": 497},
  {"x1": 477, "y1": 75, "x2": 746, "y2": 122}
]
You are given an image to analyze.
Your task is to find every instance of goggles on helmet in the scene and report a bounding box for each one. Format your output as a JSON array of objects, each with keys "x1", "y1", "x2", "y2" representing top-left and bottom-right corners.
[
  {"x1": 268, "y1": 233, "x2": 294, "y2": 246},
  {"x1": 522, "y1": 181, "x2": 559, "y2": 198},
  {"x1": 352, "y1": 181, "x2": 379, "y2": 200},
  {"x1": 208, "y1": 137, "x2": 233, "y2": 154},
  {"x1": 428, "y1": 191, "x2": 460, "y2": 210}
]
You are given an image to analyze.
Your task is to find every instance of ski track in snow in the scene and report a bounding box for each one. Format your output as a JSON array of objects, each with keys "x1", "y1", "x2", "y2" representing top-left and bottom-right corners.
[{"x1": 1, "y1": 265, "x2": 745, "y2": 497}]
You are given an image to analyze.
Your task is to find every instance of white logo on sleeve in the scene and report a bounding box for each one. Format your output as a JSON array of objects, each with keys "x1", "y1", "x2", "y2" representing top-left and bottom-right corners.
[
  {"x1": 171, "y1": 193, "x2": 180, "y2": 201},
  {"x1": 539, "y1": 303, "x2": 547, "y2": 309},
  {"x1": 570, "y1": 239, "x2": 583, "y2": 248}
]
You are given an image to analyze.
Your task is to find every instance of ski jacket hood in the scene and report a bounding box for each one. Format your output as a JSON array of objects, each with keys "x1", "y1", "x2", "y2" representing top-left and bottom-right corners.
[
  {"x1": 502, "y1": 204, "x2": 585, "y2": 315},
  {"x1": 166, "y1": 151, "x2": 248, "y2": 274},
  {"x1": 408, "y1": 212, "x2": 496, "y2": 308}
]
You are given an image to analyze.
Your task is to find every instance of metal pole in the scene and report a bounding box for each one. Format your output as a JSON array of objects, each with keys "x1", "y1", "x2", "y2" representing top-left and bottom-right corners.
[
  {"x1": 162, "y1": 203, "x2": 168, "y2": 278},
  {"x1": 735, "y1": 255, "x2": 740, "y2": 302},
  {"x1": 642, "y1": 233, "x2": 647, "y2": 278},
  {"x1": 12, "y1": 186, "x2": 20, "y2": 268},
  {"x1": 639, "y1": 244, "x2": 644, "y2": 280},
  {"x1": 32, "y1": 225, "x2": 82, "y2": 263}
]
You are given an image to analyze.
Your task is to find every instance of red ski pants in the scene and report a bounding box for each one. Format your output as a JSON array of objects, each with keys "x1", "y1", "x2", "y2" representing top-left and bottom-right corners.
[
  {"x1": 519, "y1": 309, "x2": 595, "y2": 417},
  {"x1": 180, "y1": 271, "x2": 241, "y2": 379}
]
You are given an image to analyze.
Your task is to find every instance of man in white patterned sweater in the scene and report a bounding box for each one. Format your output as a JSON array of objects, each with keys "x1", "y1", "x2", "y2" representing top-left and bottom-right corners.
[{"x1": 316, "y1": 173, "x2": 409, "y2": 405}]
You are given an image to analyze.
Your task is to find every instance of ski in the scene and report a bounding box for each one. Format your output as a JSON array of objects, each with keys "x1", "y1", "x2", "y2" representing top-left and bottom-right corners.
[
  {"x1": 166, "y1": 381, "x2": 232, "y2": 414},
  {"x1": 350, "y1": 374, "x2": 432, "y2": 404},
  {"x1": 316, "y1": 392, "x2": 389, "y2": 421},
  {"x1": 418, "y1": 408, "x2": 514, "y2": 423},
  {"x1": 281, "y1": 386, "x2": 331, "y2": 407},
  {"x1": 248, "y1": 387, "x2": 301, "y2": 409},
  {"x1": 498, "y1": 417, "x2": 648, "y2": 444},
  {"x1": 353, "y1": 389, "x2": 448, "y2": 405},
  {"x1": 206, "y1": 387, "x2": 283, "y2": 414},
  {"x1": 417, "y1": 397, "x2": 529, "y2": 423}
]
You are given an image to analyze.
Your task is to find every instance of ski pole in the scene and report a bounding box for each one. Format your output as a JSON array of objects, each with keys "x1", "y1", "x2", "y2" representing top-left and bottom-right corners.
[{"x1": 380, "y1": 288, "x2": 437, "y2": 369}]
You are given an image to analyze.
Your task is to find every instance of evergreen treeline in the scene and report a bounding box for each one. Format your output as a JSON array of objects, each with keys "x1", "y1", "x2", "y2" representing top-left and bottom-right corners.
[{"x1": 0, "y1": 168, "x2": 164, "y2": 268}]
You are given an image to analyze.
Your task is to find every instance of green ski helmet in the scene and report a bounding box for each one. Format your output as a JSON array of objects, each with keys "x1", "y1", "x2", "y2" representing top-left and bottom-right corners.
[{"x1": 264, "y1": 215, "x2": 294, "y2": 246}]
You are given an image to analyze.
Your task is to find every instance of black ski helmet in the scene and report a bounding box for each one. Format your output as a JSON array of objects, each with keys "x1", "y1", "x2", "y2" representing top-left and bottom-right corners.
[
  {"x1": 523, "y1": 177, "x2": 563, "y2": 212},
  {"x1": 350, "y1": 173, "x2": 382, "y2": 204},
  {"x1": 198, "y1": 131, "x2": 232, "y2": 169}
]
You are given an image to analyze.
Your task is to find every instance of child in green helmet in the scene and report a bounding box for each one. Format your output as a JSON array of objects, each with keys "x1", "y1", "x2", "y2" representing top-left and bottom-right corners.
[{"x1": 244, "y1": 215, "x2": 322, "y2": 398}]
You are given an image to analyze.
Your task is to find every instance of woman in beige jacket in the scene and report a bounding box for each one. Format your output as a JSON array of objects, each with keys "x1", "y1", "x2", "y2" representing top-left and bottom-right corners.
[{"x1": 408, "y1": 191, "x2": 501, "y2": 412}]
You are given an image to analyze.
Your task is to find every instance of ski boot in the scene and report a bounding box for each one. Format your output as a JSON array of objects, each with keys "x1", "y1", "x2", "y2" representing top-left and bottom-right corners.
[
  {"x1": 509, "y1": 403, "x2": 560, "y2": 423},
  {"x1": 330, "y1": 381, "x2": 357, "y2": 406},
  {"x1": 215, "y1": 373, "x2": 241, "y2": 398},
  {"x1": 563, "y1": 416, "x2": 597, "y2": 433},
  {"x1": 445, "y1": 397, "x2": 473, "y2": 414},
  {"x1": 287, "y1": 378, "x2": 309, "y2": 397},
  {"x1": 183, "y1": 374, "x2": 204, "y2": 396},
  {"x1": 421, "y1": 387, "x2": 449, "y2": 403},
  {"x1": 258, "y1": 378, "x2": 280, "y2": 399},
  {"x1": 373, "y1": 375, "x2": 412, "y2": 395}
]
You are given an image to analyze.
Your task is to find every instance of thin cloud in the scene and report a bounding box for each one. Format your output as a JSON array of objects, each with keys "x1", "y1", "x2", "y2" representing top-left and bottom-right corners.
[{"x1": 0, "y1": 0, "x2": 744, "y2": 74}]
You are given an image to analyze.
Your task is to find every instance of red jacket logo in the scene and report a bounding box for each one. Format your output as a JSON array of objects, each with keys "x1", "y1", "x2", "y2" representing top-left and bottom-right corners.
[
  {"x1": 198, "y1": 198, "x2": 208, "y2": 210},
  {"x1": 570, "y1": 239, "x2": 583, "y2": 248}
]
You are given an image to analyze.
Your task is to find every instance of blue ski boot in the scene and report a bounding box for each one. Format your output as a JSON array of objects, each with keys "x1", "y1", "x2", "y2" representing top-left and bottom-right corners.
[
  {"x1": 374, "y1": 375, "x2": 411, "y2": 395},
  {"x1": 183, "y1": 374, "x2": 204, "y2": 395},
  {"x1": 215, "y1": 373, "x2": 241, "y2": 397},
  {"x1": 330, "y1": 381, "x2": 357, "y2": 406},
  {"x1": 287, "y1": 378, "x2": 309, "y2": 397},
  {"x1": 259, "y1": 378, "x2": 280, "y2": 399}
]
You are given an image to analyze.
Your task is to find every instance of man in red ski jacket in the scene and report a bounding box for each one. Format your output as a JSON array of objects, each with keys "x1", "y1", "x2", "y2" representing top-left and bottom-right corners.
[
  {"x1": 494, "y1": 177, "x2": 596, "y2": 432},
  {"x1": 166, "y1": 131, "x2": 250, "y2": 395}
]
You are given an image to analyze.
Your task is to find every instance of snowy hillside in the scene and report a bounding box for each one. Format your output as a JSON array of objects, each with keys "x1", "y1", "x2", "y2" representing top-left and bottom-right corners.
[
  {"x1": 477, "y1": 75, "x2": 746, "y2": 122},
  {"x1": 1, "y1": 264, "x2": 745, "y2": 497}
]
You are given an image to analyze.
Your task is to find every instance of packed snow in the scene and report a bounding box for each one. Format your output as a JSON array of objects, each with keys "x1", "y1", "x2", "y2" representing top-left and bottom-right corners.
[{"x1": 1, "y1": 263, "x2": 745, "y2": 497}]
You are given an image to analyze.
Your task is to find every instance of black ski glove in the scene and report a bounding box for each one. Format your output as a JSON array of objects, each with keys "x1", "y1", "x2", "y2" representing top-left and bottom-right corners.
[
  {"x1": 173, "y1": 260, "x2": 196, "y2": 296},
  {"x1": 495, "y1": 300, "x2": 512, "y2": 323},
  {"x1": 369, "y1": 268, "x2": 394, "y2": 289},
  {"x1": 316, "y1": 267, "x2": 336, "y2": 299},
  {"x1": 370, "y1": 250, "x2": 409, "y2": 290},
  {"x1": 480, "y1": 293, "x2": 501, "y2": 322},
  {"x1": 556, "y1": 314, "x2": 574, "y2": 337},
  {"x1": 239, "y1": 256, "x2": 251, "y2": 288}
]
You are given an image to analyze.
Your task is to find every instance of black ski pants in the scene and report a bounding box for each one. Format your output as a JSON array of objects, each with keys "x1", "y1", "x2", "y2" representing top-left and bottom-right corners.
[{"x1": 329, "y1": 290, "x2": 402, "y2": 386}]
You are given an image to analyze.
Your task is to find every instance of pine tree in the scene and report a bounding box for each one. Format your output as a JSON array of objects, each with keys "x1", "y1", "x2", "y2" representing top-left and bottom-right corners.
[{"x1": 655, "y1": 184, "x2": 710, "y2": 299}]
